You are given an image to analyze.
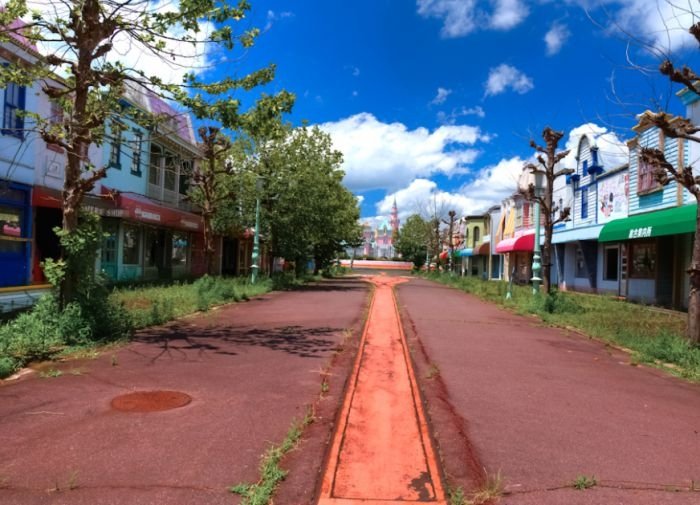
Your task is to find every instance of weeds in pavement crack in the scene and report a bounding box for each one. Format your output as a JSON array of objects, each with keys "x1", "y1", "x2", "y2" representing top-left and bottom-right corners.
[
  {"x1": 425, "y1": 363, "x2": 440, "y2": 379},
  {"x1": 573, "y1": 475, "x2": 597, "y2": 490},
  {"x1": 230, "y1": 407, "x2": 315, "y2": 504}
]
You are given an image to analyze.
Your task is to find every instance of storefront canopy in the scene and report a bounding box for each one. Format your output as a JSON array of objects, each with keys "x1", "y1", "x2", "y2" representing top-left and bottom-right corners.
[
  {"x1": 495, "y1": 230, "x2": 535, "y2": 253},
  {"x1": 474, "y1": 242, "x2": 490, "y2": 256},
  {"x1": 599, "y1": 204, "x2": 697, "y2": 242},
  {"x1": 457, "y1": 248, "x2": 473, "y2": 257}
]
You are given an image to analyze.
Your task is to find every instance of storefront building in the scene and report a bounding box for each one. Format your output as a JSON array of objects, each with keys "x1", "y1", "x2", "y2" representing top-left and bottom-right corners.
[{"x1": 595, "y1": 112, "x2": 694, "y2": 309}]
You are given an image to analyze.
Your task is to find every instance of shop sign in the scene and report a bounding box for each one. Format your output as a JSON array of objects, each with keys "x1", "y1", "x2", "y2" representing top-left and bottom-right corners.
[
  {"x1": 82, "y1": 205, "x2": 126, "y2": 218},
  {"x1": 134, "y1": 207, "x2": 161, "y2": 222},
  {"x1": 628, "y1": 226, "x2": 652, "y2": 239},
  {"x1": 180, "y1": 219, "x2": 200, "y2": 230}
]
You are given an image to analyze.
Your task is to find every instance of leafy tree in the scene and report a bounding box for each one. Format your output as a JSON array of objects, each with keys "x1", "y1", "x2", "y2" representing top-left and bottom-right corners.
[
  {"x1": 240, "y1": 126, "x2": 360, "y2": 276},
  {"x1": 522, "y1": 127, "x2": 574, "y2": 294},
  {"x1": 0, "y1": 0, "x2": 282, "y2": 302},
  {"x1": 395, "y1": 214, "x2": 430, "y2": 270},
  {"x1": 636, "y1": 21, "x2": 700, "y2": 344}
]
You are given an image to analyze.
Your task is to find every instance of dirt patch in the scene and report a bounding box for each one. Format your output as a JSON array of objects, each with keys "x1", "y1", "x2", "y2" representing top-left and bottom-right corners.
[{"x1": 111, "y1": 391, "x2": 192, "y2": 412}]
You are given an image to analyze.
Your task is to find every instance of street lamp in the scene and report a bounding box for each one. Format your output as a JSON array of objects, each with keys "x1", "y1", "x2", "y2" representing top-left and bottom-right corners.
[
  {"x1": 531, "y1": 168, "x2": 545, "y2": 295},
  {"x1": 250, "y1": 176, "x2": 263, "y2": 284}
]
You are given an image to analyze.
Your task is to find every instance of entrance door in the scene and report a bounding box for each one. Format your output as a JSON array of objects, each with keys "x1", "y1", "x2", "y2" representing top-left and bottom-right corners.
[
  {"x1": 222, "y1": 238, "x2": 239, "y2": 276},
  {"x1": 0, "y1": 185, "x2": 31, "y2": 287}
]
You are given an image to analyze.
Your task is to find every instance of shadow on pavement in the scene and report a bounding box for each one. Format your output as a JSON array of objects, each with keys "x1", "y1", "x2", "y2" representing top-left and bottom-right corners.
[{"x1": 133, "y1": 322, "x2": 344, "y2": 362}]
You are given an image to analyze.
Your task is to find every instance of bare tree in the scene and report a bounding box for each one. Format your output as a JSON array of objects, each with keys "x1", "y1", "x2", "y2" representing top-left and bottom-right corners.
[
  {"x1": 637, "y1": 21, "x2": 700, "y2": 344},
  {"x1": 522, "y1": 127, "x2": 574, "y2": 294}
]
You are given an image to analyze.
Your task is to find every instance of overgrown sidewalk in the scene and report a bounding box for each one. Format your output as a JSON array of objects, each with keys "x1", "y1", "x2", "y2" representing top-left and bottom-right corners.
[
  {"x1": 421, "y1": 272, "x2": 700, "y2": 381},
  {"x1": 0, "y1": 276, "x2": 369, "y2": 505}
]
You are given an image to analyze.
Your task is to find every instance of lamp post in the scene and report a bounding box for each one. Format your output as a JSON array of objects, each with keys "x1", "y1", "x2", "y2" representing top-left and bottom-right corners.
[
  {"x1": 250, "y1": 177, "x2": 263, "y2": 284},
  {"x1": 531, "y1": 169, "x2": 545, "y2": 295}
]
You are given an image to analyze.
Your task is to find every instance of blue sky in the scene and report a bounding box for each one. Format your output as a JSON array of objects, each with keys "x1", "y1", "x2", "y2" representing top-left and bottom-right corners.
[{"x1": 224, "y1": 0, "x2": 698, "y2": 223}]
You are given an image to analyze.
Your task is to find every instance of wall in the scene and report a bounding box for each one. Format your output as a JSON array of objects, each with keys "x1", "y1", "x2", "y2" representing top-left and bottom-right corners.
[{"x1": 628, "y1": 126, "x2": 684, "y2": 215}]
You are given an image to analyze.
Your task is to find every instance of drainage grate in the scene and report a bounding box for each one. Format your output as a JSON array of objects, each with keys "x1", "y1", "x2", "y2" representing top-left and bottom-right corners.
[{"x1": 111, "y1": 391, "x2": 192, "y2": 412}]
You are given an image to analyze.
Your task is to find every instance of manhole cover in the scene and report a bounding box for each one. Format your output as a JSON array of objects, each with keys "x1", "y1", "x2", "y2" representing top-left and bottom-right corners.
[{"x1": 111, "y1": 391, "x2": 192, "y2": 412}]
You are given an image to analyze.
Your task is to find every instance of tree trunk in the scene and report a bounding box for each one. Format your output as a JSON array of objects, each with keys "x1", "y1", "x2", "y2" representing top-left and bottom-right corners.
[
  {"x1": 202, "y1": 211, "x2": 215, "y2": 276},
  {"x1": 688, "y1": 202, "x2": 700, "y2": 345}
]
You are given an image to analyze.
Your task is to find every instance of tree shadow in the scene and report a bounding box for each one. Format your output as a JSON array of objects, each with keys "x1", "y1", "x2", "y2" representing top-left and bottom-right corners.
[{"x1": 132, "y1": 322, "x2": 345, "y2": 363}]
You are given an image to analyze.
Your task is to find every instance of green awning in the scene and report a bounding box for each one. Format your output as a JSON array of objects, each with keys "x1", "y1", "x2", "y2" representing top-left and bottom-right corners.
[{"x1": 599, "y1": 204, "x2": 697, "y2": 242}]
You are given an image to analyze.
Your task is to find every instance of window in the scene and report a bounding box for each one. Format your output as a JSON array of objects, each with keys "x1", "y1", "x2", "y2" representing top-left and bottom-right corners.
[
  {"x1": 172, "y1": 232, "x2": 189, "y2": 267},
  {"x1": 2, "y1": 81, "x2": 26, "y2": 139},
  {"x1": 179, "y1": 160, "x2": 191, "y2": 196},
  {"x1": 0, "y1": 206, "x2": 22, "y2": 238},
  {"x1": 473, "y1": 227, "x2": 480, "y2": 247},
  {"x1": 122, "y1": 224, "x2": 141, "y2": 265},
  {"x1": 603, "y1": 246, "x2": 619, "y2": 281},
  {"x1": 575, "y1": 246, "x2": 587, "y2": 278},
  {"x1": 101, "y1": 222, "x2": 118, "y2": 264},
  {"x1": 131, "y1": 131, "x2": 143, "y2": 176},
  {"x1": 582, "y1": 159, "x2": 588, "y2": 174},
  {"x1": 581, "y1": 188, "x2": 588, "y2": 219},
  {"x1": 109, "y1": 122, "x2": 122, "y2": 168},
  {"x1": 149, "y1": 145, "x2": 162, "y2": 185},
  {"x1": 630, "y1": 240, "x2": 656, "y2": 279},
  {"x1": 637, "y1": 156, "x2": 662, "y2": 194},
  {"x1": 164, "y1": 155, "x2": 177, "y2": 191}
]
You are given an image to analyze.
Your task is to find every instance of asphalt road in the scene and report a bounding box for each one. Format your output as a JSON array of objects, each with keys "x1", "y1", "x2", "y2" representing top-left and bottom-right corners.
[{"x1": 397, "y1": 278, "x2": 700, "y2": 505}]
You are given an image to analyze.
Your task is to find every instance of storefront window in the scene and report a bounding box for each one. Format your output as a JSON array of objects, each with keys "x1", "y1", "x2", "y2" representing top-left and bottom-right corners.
[
  {"x1": 144, "y1": 229, "x2": 160, "y2": 267},
  {"x1": 122, "y1": 224, "x2": 141, "y2": 265},
  {"x1": 172, "y1": 232, "x2": 189, "y2": 266},
  {"x1": 0, "y1": 206, "x2": 22, "y2": 237},
  {"x1": 630, "y1": 240, "x2": 656, "y2": 279},
  {"x1": 101, "y1": 222, "x2": 118, "y2": 264}
]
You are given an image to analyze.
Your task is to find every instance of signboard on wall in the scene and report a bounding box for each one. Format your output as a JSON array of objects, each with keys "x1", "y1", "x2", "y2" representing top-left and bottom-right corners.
[{"x1": 597, "y1": 173, "x2": 629, "y2": 224}]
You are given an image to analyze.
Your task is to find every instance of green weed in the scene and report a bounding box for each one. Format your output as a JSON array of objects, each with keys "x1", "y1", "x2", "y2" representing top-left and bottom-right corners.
[
  {"x1": 426, "y1": 363, "x2": 440, "y2": 379},
  {"x1": 230, "y1": 408, "x2": 314, "y2": 504},
  {"x1": 573, "y1": 475, "x2": 597, "y2": 490},
  {"x1": 39, "y1": 369, "x2": 62, "y2": 378}
]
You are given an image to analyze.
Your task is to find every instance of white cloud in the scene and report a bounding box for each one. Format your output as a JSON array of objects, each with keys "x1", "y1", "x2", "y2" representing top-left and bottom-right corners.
[
  {"x1": 560, "y1": 123, "x2": 629, "y2": 169},
  {"x1": 416, "y1": 0, "x2": 528, "y2": 38},
  {"x1": 377, "y1": 179, "x2": 477, "y2": 220},
  {"x1": 490, "y1": 0, "x2": 529, "y2": 30},
  {"x1": 566, "y1": 0, "x2": 696, "y2": 53},
  {"x1": 373, "y1": 157, "x2": 525, "y2": 222},
  {"x1": 484, "y1": 64, "x2": 534, "y2": 97},
  {"x1": 459, "y1": 156, "x2": 526, "y2": 206},
  {"x1": 265, "y1": 10, "x2": 294, "y2": 31},
  {"x1": 318, "y1": 113, "x2": 488, "y2": 192},
  {"x1": 437, "y1": 105, "x2": 485, "y2": 124},
  {"x1": 431, "y1": 87, "x2": 453, "y2": 105},
  {"x1": 544, "y1": 23, "x2": 570, "y2": 56}
]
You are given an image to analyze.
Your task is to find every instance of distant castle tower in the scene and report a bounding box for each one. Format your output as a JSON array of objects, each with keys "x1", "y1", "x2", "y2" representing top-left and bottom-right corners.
[{"x1": 390, "y1": 198, "x2": 400, "y2": 237}]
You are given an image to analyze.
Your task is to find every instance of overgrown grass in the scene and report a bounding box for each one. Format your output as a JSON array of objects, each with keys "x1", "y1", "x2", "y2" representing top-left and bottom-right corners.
[
  {"x1": 113, "y1": 275, "x2": 272, "y2": 329},
  {"x1": 230, "y1": 408, "x2": 314, "y2": 504},
  {"x1": 422, "y1": 272, "x2": 700, "y2": 381},
  {"x1": 0, "y1": 275, "x2": 273, "y2": 379}
]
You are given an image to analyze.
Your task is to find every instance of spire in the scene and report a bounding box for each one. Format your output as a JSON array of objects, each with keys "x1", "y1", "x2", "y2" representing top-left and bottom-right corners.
[{"x1": 390, "y1": 197, "x2": 400, "y2": 235}]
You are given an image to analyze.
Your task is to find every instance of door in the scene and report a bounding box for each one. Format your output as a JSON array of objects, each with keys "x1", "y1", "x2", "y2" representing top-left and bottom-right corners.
[{"x1": 0, "y1": 186, "x2": 30, "y2": 287}]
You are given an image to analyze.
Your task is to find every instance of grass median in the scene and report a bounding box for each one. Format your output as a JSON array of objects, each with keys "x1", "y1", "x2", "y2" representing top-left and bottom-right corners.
[{"x1": 421, "y1": 272, "x2": 700, "y2": 382}]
